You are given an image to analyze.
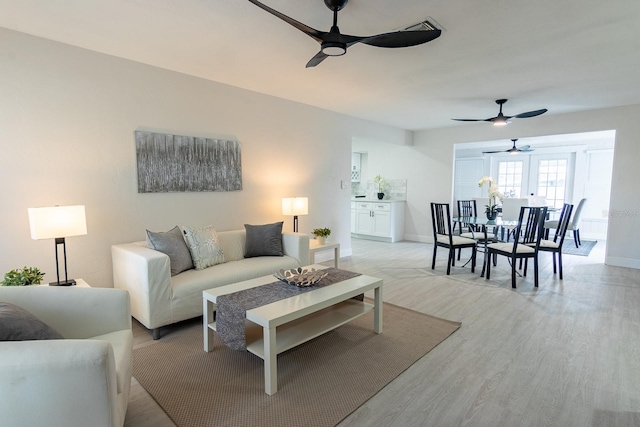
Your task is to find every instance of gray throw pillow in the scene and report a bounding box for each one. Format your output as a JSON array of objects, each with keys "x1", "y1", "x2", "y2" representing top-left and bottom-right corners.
[
  {"x1": 0, "y1": 302, "x2": 64, "y2": 341},
  {"x1": 244, "y1": 221, "x2": 284, "y2": 258},
  {"x1": 146, "y1": 226, "x2": 194, "y2": 276}
]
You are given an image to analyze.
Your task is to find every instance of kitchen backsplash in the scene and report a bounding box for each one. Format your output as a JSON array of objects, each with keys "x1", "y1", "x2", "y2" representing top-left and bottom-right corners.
[{"x1": 351, "y1": 179, "x2": 407, "y2": 200}]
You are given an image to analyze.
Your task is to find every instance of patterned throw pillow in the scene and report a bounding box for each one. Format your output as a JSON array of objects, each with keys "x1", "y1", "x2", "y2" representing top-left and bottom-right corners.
[{"x1": 181, "y1": 225, "x2": 225, "y2": 270}]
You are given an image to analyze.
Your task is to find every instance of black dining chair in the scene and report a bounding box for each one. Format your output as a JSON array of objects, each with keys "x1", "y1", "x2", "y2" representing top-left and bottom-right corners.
[
  {"x1": 486, "y1": 206, "x2": 547, "y2": 288},
  {"x1": 536, "y1": 203, "x2": 574, "y2": 280},
  {"x1": 431, "y1": 203, "x2": 477, "y2": 275}
]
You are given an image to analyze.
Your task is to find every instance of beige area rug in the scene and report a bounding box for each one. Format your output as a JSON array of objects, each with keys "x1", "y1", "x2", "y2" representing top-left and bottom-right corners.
[{"x1": 132, "y1": 303, "x2": 461, "y2": 427}]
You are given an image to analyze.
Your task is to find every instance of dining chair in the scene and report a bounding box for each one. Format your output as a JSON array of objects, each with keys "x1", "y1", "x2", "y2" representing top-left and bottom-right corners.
[
  {"x1": 486, "y1": 206, "x2": 547, "y2": 288},
  {"x1": 456, "y1": 199, "x2": 477, "y2": 234},
  {"x1": 545, "y1": 198, "x2": 586, "y2": 247},
  {"x1": 536, "y1": 203, "x2": 574, "y2": 280},
  {"x1": 431, "y1": 202, "x2": 477, "y2": 275},
  {"x1": 457, "y1": 199, "x2": 498, "y2": 260},
  {"x1": 500, "y1": 197, "x2": 529, "y2": 241},
  {"x1": 456, "y1": 200, "x2": 479, "y2": 260}
]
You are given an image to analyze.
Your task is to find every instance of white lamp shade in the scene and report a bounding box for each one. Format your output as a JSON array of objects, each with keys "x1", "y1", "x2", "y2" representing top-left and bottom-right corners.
[
  {"x1": 28, "y1": 205, "x2": 87, "y2": 240},
  {"x1": 282, "y1": 197, "x2": 308, "y2": 216}
]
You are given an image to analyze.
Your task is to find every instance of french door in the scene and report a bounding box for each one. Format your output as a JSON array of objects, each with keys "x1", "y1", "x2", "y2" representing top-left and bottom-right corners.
[{"x1": 491, "y1": 153, "x2": 574, "y2": 206}]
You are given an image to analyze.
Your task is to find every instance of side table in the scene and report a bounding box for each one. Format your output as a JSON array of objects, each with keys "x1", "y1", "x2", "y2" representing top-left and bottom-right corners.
[
  {"x1": 309, "y1": 240, "x2": 340, "y2": 268},
  {"x1": 38, "y1": 278, "x2": 91, "y2": 287}
]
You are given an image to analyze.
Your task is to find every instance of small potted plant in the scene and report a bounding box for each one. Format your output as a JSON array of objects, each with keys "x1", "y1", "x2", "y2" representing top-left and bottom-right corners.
[
  {"x1": 312, "y1": 227, "x2": 331, "y2": 245},
  {"x1": 373, "y1": 175, "x2": 387, "y2": 200},
  {"x1": 2, "y1": 266, "x2": 45, "y2": 286}
]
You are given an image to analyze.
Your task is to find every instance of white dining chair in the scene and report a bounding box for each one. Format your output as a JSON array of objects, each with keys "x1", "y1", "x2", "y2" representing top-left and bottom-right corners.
[{"x1": 501, "y1": 198, "x2": 529, "y2": 241}]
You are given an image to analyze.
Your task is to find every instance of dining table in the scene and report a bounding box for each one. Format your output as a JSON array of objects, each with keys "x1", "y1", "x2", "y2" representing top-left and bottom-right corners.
[{"x1": 452, "y1": 216, "x2": 519, "y2": 277}]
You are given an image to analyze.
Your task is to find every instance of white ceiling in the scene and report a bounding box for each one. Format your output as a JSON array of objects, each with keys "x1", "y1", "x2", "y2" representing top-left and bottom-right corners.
[{"x1": 2, "y1": 0, "x2": 639, "y2": 131}]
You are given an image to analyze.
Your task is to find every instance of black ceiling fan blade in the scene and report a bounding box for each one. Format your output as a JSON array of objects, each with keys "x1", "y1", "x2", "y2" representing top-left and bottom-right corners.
[
  {"x1": 514, "y1": 109, "x2": 548, "y2": 119},
  {"x1": 248, "y1": 0, "x2": 325, "y2": 43},
  {"x1": 452, "y1": 118, "x2": 485, "y2": 122},
  {"x1": 482, "y1": 149, "x2": 506, "y2": 154},
  {"x1": 306, "y1": 51, "x2": 329, "y2": 68},
  {"x1": 360, "y1": 29, "x2": 441, "y2": 48},
  {"x1": 517, "y1": 145, "x2": 533, "y2": 152}
]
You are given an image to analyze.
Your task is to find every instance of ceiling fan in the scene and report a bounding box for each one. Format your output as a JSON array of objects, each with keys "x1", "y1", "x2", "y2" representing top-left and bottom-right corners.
[
  {"x1": 483, "y1": 139, "x2": 534, "y2": 155},
  {"x1": 247, "y1": 0, "x2": 442, "y2": 68},
  {"x1": 452, "y1": 99, "x2": 548, "y2": 126}
]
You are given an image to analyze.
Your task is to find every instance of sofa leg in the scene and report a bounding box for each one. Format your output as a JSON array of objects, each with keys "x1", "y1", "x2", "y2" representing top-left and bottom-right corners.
[{"x1": 152, "y1": 328, "x2": 161, "y2": 340}]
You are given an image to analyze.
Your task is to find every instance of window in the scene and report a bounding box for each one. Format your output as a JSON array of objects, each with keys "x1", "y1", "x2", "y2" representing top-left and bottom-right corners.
[
  {"x1": 536, "y1": 159, "x2": 567, "y2": 208},
  {"x1": 496, "y1": 160, "x2": 524, "y2": 197}
]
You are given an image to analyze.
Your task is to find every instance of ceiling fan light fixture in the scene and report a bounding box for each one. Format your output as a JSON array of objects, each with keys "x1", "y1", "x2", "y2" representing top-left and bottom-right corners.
[
  {"x1": 493, "y1": 117, "x2": 510, "y2": 126},
  {"x1": 321, "y1": 41, "x2": 347, "y2": 56}
]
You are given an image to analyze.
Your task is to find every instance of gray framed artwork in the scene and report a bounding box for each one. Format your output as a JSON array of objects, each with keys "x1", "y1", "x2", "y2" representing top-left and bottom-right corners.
[{"x1": 135, "y1": 131, "x2": 242, "y2": 193}]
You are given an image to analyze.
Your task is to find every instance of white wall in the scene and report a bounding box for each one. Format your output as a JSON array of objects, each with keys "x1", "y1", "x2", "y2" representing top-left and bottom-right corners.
[{"x1": 0, "y1": 28, "x2": 411, "y2": 287}]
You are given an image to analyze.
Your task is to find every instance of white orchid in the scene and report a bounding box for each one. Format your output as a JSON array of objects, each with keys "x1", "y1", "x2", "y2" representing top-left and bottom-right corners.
[{"x1": 478, "y1": 176, "x2": 503, "y2": 214}]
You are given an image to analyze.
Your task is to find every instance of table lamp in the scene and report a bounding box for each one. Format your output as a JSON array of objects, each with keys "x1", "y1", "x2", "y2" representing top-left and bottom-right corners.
[
  {"x1": 282, "y1": 197, "x2": 308, "y2": 233},
  {"x1": 28, "y1": 205, "x2": 87, "y2": 286}
]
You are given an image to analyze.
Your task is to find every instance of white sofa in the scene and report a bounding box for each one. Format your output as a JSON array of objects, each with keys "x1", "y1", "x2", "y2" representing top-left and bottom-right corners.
[
  {"x1": 112, "y1": 229, "x2": 309, "y2": 339},
  {"x1": 0, "y1": 286, "x2": 132, "y2": 427}
]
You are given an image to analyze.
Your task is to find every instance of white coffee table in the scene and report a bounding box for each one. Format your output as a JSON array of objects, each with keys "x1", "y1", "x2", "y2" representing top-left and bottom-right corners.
[{"x1": 203, "y1": 265, "x2": 383, "y2": 395}]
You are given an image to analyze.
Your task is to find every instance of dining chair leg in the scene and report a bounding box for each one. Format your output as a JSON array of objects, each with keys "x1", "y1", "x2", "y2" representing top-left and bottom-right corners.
[
  {"x1": 471, "y1": 247, "x2": 476, "y2": 273},
  {"x1": 577, "y1": 229, "x2": 582, "y2": 246},
  {"x1": 431, "y1": 245, "x2": 437, "y2": 270},
  {"x1": 552, "y1": 252, "x2": 557, "y2": 274},
  {"x1": 446, "y1": 249, "x2": 453, "y2": 275},
  {"x1": 486, "y1": 251, "x2": 492, "y2": 279},
  {"x1": 523, "y1": 258, "x2": 528, "y2": 277},
  {"x1": 534, "y1": 256, "x2": 539, "y2": 287},
  {"x1": 574, "y1": 230, "x2": 579, "y2": 248},
  {"x1": 457, "y1": 248, "x2": 461, "y2": 261},
  {"x1": 558, "y1": 252, "x2": 563, "y2": 280},
  {"x1": 511, "y1": 257, "x2": 517, "y2": 288}
]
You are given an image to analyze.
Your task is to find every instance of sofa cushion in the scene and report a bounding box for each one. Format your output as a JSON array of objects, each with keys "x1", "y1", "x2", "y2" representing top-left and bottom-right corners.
[
  {"x1": 182, "y1": 225, "x2": 225, "y2": 270},
  {"x1": 146, "y1": 226, "x2": 194, "y2": 276},
  {"x1": 244, "y1": 222, "x2": 284, "y2": 258},
  {"x1": 0, "y1": 302, "x2": 64, "y2": 341},
  {"x1": 170, "y1": 255, "x2": 301, "y2": 321}
]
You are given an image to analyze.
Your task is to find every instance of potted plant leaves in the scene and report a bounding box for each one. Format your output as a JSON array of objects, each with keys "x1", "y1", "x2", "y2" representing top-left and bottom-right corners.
[
  {"x1": 312, "y1": 227, "x2": 331, "y2": 245},
  {"x1": 2, "y1": 266, "x2": 45, "y2": 286}
]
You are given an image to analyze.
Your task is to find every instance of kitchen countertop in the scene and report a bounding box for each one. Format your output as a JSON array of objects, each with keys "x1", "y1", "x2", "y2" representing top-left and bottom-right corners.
[{"x1": 351, "y1": 198, "x2": 406, "y2": 202}]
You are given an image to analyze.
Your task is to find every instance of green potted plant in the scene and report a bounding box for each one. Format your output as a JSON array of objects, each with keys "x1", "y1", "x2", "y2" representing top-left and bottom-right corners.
[
  {"x1": 2, "y1": 266, "x2": 45, "y2": 286},
  {"x1": 312, "y1": 227, "x2": 331, "y2": 245},
  {"x1": 373, "y1": 175, "x2": 387, "y2": 200}
]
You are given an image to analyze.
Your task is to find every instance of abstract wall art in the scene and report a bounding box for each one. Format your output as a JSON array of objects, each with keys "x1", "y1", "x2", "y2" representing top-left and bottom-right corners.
[{"x1": 135, "y1": 131, "x2": 242, "y2": 193}]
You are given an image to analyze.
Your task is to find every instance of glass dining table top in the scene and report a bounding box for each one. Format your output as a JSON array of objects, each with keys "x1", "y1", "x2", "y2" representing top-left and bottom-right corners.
[{"x1": 452, "y1": 216, "x2": 519, "y2": 227}]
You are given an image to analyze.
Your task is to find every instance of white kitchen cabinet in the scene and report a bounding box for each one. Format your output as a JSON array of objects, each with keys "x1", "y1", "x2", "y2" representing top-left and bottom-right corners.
[{"x1": 351, "y1": 200, "x2": 405, "y2": 242}]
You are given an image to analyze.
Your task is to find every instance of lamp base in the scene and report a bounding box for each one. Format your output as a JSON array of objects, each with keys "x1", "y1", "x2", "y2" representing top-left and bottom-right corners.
[{"x1": 49, "y1": 279, "x2": 77, "y2": 286}]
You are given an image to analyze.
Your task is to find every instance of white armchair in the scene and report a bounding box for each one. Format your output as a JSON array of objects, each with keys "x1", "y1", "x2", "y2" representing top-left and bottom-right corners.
[{"x1": 0, "y1": 286, "x2": 132, "y2": 427}]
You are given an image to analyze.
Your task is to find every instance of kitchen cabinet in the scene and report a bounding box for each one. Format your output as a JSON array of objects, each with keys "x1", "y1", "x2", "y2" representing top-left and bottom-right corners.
[{"x1": 351, "y1": 200, "x2": 405, "y2": 242}]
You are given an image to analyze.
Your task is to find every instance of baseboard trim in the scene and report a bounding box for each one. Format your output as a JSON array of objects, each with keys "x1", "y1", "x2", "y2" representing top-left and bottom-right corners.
[
  {"x1": 403, "y1": 234, "x2": 433, "y2": 244},
  {"x1": 605, "y1": 257, "x2": 640, "y2": 269}
]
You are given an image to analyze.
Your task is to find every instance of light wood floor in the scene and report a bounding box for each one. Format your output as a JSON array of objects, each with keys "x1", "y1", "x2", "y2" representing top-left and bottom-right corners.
[{"x1": 125, "y1": 238, "x2": 640, "y2": 427}]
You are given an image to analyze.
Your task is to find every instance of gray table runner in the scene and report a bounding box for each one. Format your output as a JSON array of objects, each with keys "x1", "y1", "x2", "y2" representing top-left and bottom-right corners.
[{"x1": 216, "y1": 268, "x2": 362, "y2": 351}]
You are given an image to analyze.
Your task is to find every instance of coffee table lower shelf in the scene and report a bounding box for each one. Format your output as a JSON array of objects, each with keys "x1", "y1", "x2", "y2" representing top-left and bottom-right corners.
[{"x1": 207, "y1": 299, "x2": 373, "y2": 358}]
